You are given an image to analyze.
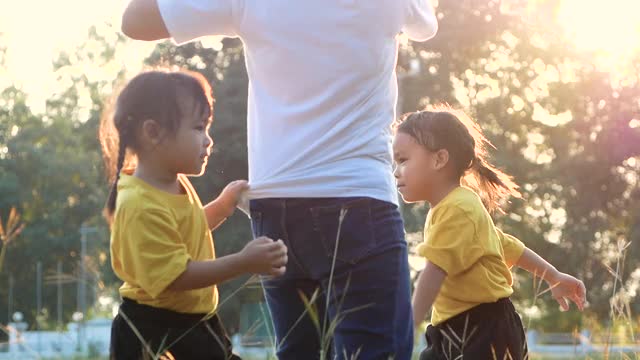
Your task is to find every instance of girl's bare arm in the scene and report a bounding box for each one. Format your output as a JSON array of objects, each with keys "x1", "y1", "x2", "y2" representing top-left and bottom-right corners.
[{"x1": 412, "y1": 260, "x2": 446, "y2": 328}]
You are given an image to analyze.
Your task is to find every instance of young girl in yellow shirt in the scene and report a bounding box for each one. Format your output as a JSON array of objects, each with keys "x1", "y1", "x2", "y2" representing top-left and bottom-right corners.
[
  {"x1": 100, "y1": 70, "x2": 288, "y2": 359},
  {"x1": 393, "y1": 107, "x2": 586, "y2": 359}
]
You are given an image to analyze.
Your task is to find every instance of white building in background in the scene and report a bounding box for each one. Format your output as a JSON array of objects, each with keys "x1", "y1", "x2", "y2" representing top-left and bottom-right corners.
[{"x1": 0, "y1": 318, "x2": 111, "y2": 359}]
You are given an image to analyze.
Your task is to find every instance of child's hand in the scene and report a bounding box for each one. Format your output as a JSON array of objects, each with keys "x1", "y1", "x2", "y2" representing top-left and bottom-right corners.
[
  {"x1": 217, "y1": 180, "x2": 249, "y2": 216},
  {"x1": 548, "y1": 272, "x2": 586, "y2": 311},
  {"x1": 238, "y1": 237, "x2": 287, "y2": 276}
]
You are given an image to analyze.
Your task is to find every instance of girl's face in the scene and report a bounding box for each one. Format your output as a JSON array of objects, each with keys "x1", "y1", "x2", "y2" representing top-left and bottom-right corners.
[
  {"x1": 392, "y1": 132, "x2": 441, "y2": 203},
  {"x1": 159, "y1": 95, "x2": 213, "y2": 176}
]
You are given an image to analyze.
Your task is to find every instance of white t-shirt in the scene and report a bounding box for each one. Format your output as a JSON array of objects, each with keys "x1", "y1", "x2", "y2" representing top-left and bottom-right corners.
[{"x1": 158, "y1": 0, "x2": 438, "y2": 205}]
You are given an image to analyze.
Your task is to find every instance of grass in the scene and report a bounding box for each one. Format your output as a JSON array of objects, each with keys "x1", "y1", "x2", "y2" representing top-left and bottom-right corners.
[
  {"x1": 32, "y1": 353, "x2": 640, "y2": 360},
  {"x1": 532, "y1": 356, "x2": 639, "y2": 360},
  {"x1": 112, "y1": 207, "x2": 356, "y2": 359},
  {"x1": 30, "y1": 351, "x2": 640, "y2": 360},
  {"x1": 0, "y1": 207, "x2": 25, "y2": 271},
  {"x1": 43, "y1": 357, "x2": 108, "y2": 360},
  {"x1": 6, "y1": 209, "x2": 640, "y2": 360}
]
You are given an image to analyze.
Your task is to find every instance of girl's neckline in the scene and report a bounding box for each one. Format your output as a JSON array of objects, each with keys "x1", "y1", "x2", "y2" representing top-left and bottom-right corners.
[
  {"x1": 120, "y1": 169, "x2": 189, "y2": 199},
  {"x1": 429, "y1": 186, "x2": 472, "y2": 211},
  {"x1": 429, "y1": 185, "x2": 460, "y2": 209}
]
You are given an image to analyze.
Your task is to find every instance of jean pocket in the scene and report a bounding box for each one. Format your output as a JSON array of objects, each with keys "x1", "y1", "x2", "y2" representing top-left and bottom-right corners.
[{"x1": 310, "y1": 198, "x2": 377, "y2": 265}]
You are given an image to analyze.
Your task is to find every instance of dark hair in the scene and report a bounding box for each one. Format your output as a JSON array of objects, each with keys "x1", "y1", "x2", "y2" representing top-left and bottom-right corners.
[
  {"x1": 395, "y1": 105, "x2": 521, "y2": 212},
  {"x1": 99, "y1": 70, "x2": 213, "y2": 222}
]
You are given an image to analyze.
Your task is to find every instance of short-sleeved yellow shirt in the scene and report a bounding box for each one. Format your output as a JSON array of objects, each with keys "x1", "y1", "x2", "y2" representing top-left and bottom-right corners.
[
  {"x1": 416, "y1": 187, "x2": 525, "y2": 325},
  {"x1": 110, "y1": 172, "x2": 218, "y2": 314}
]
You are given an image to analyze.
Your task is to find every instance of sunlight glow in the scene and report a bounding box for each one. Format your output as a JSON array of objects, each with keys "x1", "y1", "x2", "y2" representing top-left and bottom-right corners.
[
  {"x1": 558, "y1": 0, "x2": 640, "y2": 55},
  {"x1": 2, "y1": 0, "x2": 639, "y2": 114},
  {"x1": 0, "y1": 0, "x2": 153, "y2": 113},
  {"x1": 1, "y1": 1, "x2": 122, "y2": 81}
]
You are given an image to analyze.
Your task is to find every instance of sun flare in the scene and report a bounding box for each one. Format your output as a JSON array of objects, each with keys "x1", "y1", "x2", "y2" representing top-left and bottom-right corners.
[{"x1": 557, "y1": 0, "x2": 640, "y2": 55}]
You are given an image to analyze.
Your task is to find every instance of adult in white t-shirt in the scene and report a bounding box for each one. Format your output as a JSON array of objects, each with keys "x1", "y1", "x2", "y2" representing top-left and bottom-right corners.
[{"x1": 122, "y1": 1, "x2": 437, "y2": 358}]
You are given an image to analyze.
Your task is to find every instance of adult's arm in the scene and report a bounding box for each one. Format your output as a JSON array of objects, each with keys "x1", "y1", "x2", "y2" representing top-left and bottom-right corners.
[
  {"x1": 122, "y1": 0, "x2": 238, "y2": 44},
  {"x1": 402, "y1": 0, "x2": 439, "y2": 42},
  {"x1": 121, "y1": 0, "x2": 170, "y2": 41}
]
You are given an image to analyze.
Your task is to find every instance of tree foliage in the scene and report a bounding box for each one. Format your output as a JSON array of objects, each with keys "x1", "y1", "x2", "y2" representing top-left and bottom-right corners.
[{"x1": 1, "y1": 1, "x2": 639, "y2": 333}]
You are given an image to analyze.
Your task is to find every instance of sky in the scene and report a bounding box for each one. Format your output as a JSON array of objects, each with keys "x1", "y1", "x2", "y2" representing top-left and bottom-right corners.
[
  {"x1": 557, "y1": 0, "x2": 640, "y2": 54},
  {"x1": 0, "y1": 0, "x2": 639, "y2": 113},
  {"x1": 0, "y1": 0, "x2": 155, "y2": 113}
]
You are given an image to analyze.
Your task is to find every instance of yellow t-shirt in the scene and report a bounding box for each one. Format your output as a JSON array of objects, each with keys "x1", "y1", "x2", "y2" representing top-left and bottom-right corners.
[
  {"x1": 110, "y1": 173, "x2": 218, "y2": 314},
  {"x1": 416, "y1": 186, "x2": 525, "y2": 325}
]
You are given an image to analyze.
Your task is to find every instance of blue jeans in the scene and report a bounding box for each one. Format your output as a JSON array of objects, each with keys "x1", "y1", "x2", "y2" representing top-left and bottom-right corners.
[{"x1": 250, "y1": 197, "x2": 413, "y2": 360}]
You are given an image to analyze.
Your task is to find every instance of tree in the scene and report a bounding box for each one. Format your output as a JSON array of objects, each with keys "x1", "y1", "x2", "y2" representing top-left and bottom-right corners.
[
  {"x1": 401, "y1": 0, "x2": 640, "y2": 329},
  {"x1": 0, "y1": 26, "x2": 126, "y2": 329}
]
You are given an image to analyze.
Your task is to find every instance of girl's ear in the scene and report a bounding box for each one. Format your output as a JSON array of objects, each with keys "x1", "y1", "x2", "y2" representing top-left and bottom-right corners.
[
  {"x1": 433, "y1": 149, "x2": 449, "y2": 170},
  {"x1": 141, "y1": 119, "x2": 163, "y2": 145}
]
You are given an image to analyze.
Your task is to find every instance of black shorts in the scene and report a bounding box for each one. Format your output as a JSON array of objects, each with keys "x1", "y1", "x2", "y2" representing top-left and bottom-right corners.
[
  {"x1": 420, "y1": 298, "x2": 528, "y2": 360},
  {"x1": 110, "y1": 298, "x2": 241, "y2": 360}
]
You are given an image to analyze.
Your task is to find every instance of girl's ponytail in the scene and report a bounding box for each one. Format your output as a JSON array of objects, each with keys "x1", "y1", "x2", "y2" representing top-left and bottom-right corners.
[
  {"x1": 464, "y1": 154, "x2": 521, "y2": 213},
  {"x1": 396, "y1": 105, "x2": 521, "y2": 213},
  {"x1": 100, "y1": 91, "x2": 135, "y2": 225},
  {"x1": 104, "y1": 138, "x2": 127, "y2": 222}
]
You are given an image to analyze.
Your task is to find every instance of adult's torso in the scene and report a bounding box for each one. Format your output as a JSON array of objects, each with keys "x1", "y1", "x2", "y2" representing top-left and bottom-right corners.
[{"x1": 236, "y1": 0, "x2": 405, "y2": 204}]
